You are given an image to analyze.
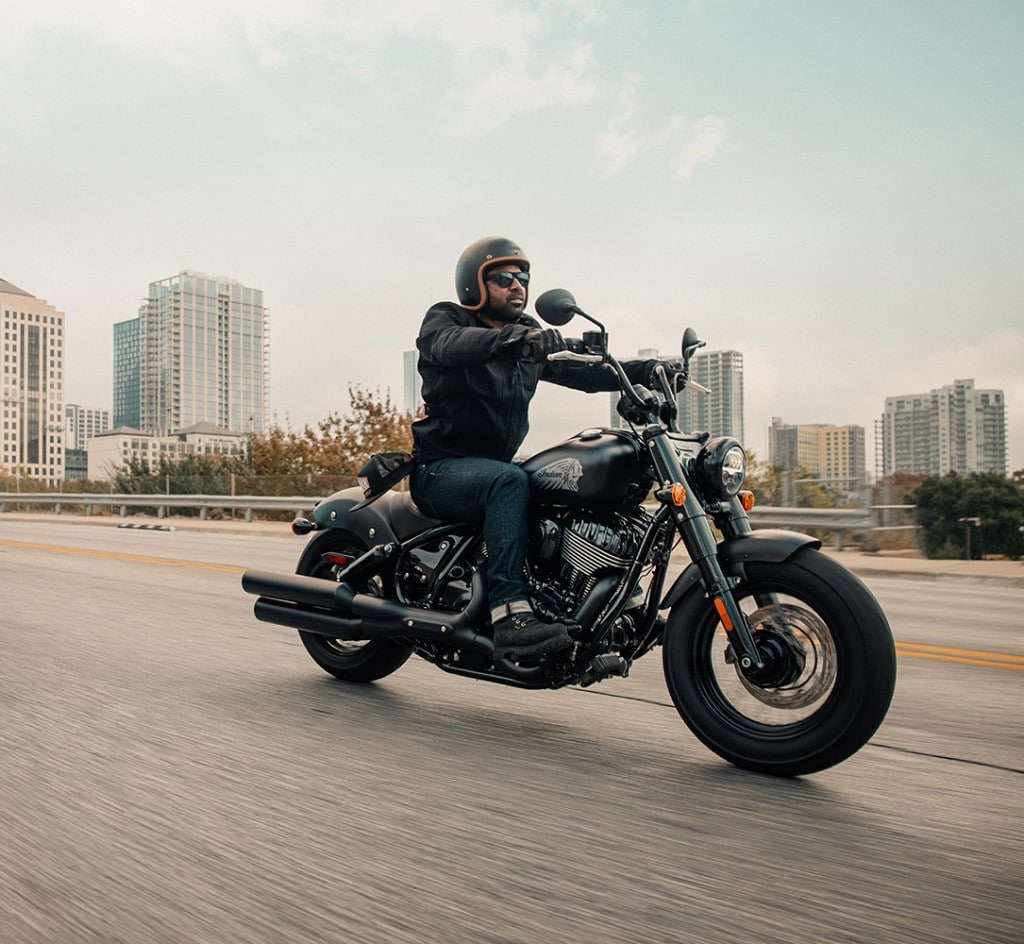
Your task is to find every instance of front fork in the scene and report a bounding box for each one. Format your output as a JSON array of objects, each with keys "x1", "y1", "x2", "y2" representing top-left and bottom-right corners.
[{"x1": 647, "y1": 431, "x2": 766, "y2": 671}]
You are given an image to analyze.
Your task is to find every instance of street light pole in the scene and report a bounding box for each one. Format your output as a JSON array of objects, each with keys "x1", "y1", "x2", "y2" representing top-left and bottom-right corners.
[{"x1": 957, "y1": 517, "x2": 981, "y2": 561}]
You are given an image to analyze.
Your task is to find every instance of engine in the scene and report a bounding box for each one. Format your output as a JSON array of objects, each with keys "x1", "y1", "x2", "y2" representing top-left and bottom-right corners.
[{"x1": 527, "y1": 509, "x2": 650, "y2": 622}]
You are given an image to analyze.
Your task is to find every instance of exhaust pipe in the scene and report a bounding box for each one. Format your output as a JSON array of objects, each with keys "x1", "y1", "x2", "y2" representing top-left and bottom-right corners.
[{"x1": 241, "y1": 568, "x2": 492, "y2": 654}]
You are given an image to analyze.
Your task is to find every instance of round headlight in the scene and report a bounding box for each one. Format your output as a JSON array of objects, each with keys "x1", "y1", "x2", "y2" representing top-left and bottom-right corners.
[{"x1": 693, "y1": 437, "x2": 746, "y2": 500}]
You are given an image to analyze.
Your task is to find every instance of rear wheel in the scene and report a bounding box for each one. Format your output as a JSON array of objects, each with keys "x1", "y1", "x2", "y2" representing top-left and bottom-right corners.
[
  {"x1": 296, "y1": 530, "x2": 412, "y2": 682},
  {"x1": 663, "y1": 548, "x2": 896, "y2": 776}
]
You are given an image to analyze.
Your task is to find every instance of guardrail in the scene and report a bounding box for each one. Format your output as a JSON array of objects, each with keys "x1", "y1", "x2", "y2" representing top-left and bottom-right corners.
[
  {"x1": 0, "y1": 492, "x2": 320, "y2": 522},
  {"x1": 0, "y1": 492, "x2": 916, "y2": 546}
]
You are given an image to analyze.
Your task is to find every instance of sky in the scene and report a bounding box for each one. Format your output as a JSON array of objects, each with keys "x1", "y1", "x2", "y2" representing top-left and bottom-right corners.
[{"x1": 3, "y1": 0, "x2": 1022, "y2": 473}]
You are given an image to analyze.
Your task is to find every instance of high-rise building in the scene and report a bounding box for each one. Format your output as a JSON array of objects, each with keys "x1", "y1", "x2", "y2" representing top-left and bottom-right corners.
[
  {"x1": 610, "y1": 348, "x2": 744, "y2": 442},
  {"x1": 1, "y1": 278, "x2": 65, "y2": 484},
  {"x1": 113, "y1": 317, "x2": 140, "y2": 428},
  {"x1": 65, "y1": 404, "x2": 111, "y2": 450},
  {"x1": 769, "y1": 417, "x2": 866, "y2": 501},
  {"x1": 115, "y1": 271, "x2": 269, "y2": 436},
  {"x1": 877, "y1": 379, "x2": 1006, "y2": 478},
  {"x1": 677, "y1": 349, "x2": 745, "y2": 442},
  {"x1": 403, "y1": 350, "x2": 422, "y2": 416}
]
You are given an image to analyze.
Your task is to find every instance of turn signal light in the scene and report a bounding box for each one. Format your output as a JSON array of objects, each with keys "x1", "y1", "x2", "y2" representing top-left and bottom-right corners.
[
  {"x1": 739, "y1": 490, "x2": 756, "y2": 512},
  {"x1": 671, "y1": 483, "x2": 687, "y2": 506}
]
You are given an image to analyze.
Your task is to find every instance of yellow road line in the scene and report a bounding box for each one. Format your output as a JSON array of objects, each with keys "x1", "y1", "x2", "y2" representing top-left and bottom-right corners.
[
  {"x1": 895, "y1": 641, "x2": 1024, "y2": 671},
  {"x1": 0, "y1": 539, "x2": 245, "y2": 575}
]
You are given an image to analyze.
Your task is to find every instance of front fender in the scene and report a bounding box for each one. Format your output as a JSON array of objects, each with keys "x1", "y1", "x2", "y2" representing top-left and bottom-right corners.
[{"x1": 660, "y1": 529, "x2": 821, "y2": 610}]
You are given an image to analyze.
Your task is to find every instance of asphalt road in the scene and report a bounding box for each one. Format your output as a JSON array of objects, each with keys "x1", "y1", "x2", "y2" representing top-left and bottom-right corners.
[{"x1": 1, "y1": 521, "x2": 1021, "y2": 944}]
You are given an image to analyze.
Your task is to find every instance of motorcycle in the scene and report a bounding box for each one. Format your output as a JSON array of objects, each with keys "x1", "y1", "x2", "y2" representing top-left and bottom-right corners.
[{"x1": 242, "y1": 288, "x2": 897, "y2": 776}]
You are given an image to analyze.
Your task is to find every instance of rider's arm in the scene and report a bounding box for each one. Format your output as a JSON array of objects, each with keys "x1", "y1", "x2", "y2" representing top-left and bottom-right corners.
[
  {"x1": 417, "y1": 303, "x2": 532, "y2": 367},
  {"x1": 542, "y1": 356, "x2": 656, "y2": 394}
]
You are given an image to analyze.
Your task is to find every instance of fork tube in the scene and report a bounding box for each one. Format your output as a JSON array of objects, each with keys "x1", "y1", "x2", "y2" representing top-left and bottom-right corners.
[{"x1": 645, "y1": 429, "x2": 765, "y2": 670}]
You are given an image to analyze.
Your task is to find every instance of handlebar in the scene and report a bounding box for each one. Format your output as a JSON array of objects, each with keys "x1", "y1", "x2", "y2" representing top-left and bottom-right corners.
[{"x1": 546, "y1": 349, "x2": 604, "y2": 364}]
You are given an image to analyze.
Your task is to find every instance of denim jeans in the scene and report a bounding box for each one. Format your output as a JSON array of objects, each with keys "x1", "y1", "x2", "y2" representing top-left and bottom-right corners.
[{"x1": 410, "y1": 456, "x2": 529, "y2": 611}]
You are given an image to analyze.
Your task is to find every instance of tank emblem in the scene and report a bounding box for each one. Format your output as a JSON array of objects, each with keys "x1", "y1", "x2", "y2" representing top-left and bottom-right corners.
[{"x1": 532, "y1": 457, "x2": 584, "y2": 492}]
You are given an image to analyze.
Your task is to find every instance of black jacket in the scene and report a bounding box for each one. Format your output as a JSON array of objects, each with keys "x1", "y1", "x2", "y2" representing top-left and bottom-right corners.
[{"x1": 412, "y1": 301, "x2": 647, "y2": 463}]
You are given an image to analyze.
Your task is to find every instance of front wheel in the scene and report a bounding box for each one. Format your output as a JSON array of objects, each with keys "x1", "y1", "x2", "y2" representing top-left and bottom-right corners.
[
  {"x1": 663, "y1": 548, "x2": 896, "y2": 776},
  {"x1": 296, "y1": 529, "x2": 412, "y2": 683}
]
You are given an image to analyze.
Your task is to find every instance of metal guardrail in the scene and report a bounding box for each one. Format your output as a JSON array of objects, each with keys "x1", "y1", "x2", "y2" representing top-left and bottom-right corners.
[
  {"x1": 0, "y1": 493, "x2": 916, "y2": 546},
  {"x1": 0, "y1": 492, "x2": 321, "y2": 522}
]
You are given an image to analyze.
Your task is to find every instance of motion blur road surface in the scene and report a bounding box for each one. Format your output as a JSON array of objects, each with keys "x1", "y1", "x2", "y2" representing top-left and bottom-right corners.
[{"x1": 1, "y1": 520, "x2": 1021, "y2": 943}]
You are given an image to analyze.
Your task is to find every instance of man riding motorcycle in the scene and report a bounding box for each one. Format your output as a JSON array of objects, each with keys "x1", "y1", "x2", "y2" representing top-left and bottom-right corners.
[{"x1": 409, "y1": 236, "x2": 653, "y2": 663}]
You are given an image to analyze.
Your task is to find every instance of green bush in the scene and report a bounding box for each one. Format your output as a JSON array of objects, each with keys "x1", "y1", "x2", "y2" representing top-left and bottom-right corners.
[{"x1": 911, "y1": 472, "x2": 1024, "y2": 559}]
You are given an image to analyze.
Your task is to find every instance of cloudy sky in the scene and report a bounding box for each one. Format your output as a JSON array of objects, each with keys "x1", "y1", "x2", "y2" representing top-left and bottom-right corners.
[{"x1": 4, "y1": 0, "x2": 1022, "y2": 472}]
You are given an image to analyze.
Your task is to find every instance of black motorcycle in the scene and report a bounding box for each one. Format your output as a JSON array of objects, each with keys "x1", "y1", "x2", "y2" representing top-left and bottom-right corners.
[{"x1": 242, "y1": 289, "x2": 896, "y2": 776}]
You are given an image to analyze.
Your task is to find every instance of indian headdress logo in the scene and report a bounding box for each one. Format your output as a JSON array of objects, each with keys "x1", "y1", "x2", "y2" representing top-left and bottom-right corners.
[{"x1": 532, "y1": 457, "x2": 584, "y2": 492}]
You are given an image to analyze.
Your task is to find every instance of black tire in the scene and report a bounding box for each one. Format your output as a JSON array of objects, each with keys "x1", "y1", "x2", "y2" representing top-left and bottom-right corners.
[
  {"x1": 663, "y1": 548, "x2": 896, "y2": 776},
  {"x1": 295, "y1": 530, "x2": 412, "y2": 682}
]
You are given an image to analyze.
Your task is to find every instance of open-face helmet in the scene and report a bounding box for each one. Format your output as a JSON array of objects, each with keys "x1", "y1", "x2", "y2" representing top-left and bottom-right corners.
[{"x1": 455, "y1": 236, "x2": 530, "y2": 311}]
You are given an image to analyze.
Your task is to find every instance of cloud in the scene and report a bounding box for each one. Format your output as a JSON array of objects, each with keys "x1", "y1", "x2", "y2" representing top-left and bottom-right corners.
[
  {"x1": 598, "y1": 78, "x2": 727, "y2": 180},
  {"x1": 1, "y1": 0, "x2": 565, "y2": 78},
  {"x1": 675, "y1": 115, "x2": 727, "y2": 179},
  {"x1": 445, "y1": 43, "x2": 599, "y2": 135}
]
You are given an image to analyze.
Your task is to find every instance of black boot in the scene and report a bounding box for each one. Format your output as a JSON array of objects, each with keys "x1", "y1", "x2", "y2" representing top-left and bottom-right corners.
[{"x1": 492, "y1": 611, "x2": 572, "y2": 663}]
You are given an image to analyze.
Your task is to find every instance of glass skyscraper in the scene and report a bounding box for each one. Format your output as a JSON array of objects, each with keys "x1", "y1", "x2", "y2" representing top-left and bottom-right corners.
[
  {"x1": 113, "y1": 317, "x2": 140, "y2": 428},
  {"x1": 116, "y1": 271, "x2": 269, "y2": 436}
]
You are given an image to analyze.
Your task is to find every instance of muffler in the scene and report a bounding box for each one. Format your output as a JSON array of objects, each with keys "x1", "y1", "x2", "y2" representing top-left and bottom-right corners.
[{"x1": 241, "y1": 568, "x2": 492, "y2": 654}]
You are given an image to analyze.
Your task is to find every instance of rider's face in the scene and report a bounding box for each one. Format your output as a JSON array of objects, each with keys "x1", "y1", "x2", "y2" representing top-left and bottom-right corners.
[{"x1": 483, "y1": 266, "x2": 529, "y2": 322}]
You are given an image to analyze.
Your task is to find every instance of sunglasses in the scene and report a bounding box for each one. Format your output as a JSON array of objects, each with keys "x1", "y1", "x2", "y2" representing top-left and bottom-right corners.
[{"x1": 487, "y1": 271, "x2": 531, "y2": 289}]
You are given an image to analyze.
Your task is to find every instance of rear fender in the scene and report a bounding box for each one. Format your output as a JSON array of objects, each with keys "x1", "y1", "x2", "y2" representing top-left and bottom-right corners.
[
  {"x1": 312, "y1": 488, "x2": 447, "y2": 547},
  {"x1": 660, "y1": 529, "x2": 821, "y2": 610},
  {"x1": 313, "y1": 487, "x2": 402, "y2": 545}
]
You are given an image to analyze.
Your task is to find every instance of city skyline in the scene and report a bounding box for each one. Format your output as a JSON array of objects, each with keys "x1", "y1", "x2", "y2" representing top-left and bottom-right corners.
[
  {"x1": 3, "y1": 3, "x2": 1021, "y2": 472},
  {"x1": 3, "y1": 272, "x2": 1015, "y2": 485}
]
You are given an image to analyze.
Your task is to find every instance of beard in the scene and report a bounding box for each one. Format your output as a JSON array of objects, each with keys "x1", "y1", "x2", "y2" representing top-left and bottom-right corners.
[{"x1": 485, "y1": 294, "x2": 527, "y2": 323}]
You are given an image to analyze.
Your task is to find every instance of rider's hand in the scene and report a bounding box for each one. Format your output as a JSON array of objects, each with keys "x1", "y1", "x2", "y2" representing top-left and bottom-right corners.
[{"x1": 520, "y1": 328, "x2": 567, "y2": 362}]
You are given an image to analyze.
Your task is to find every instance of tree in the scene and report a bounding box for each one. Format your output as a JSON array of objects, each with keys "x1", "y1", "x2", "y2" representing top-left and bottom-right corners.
[
  {"x1": 743, "y1": 454, "x2": 835, "y2": 508},
  {"x1": 111, "y1": 453, "x2": 232, "y2": 497},
  {"x1": 911, "y1": 472, "x2": 1024, "y2": 559},
  {"x1": 242, "y1": 386, "x2": 414, "y2": 483}
]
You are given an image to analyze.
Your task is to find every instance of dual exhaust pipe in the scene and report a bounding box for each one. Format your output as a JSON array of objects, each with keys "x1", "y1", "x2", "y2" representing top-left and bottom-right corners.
[{"x1": 241, "y1": 567, "x2": 495, "y2": 658}]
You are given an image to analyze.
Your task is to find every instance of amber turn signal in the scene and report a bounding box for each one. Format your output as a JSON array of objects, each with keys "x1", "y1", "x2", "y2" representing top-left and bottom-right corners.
[
  {"x1": 671, "y1": 483, "x2": 687, "y2": 506},
  {"x1": 738, "y1": 490, "x2": 756, "y2": 512}
]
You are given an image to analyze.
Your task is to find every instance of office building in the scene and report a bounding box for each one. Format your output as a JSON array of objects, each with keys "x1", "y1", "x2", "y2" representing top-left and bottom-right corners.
[
  {"x1": 610, "y1": 348, "x2": 744, "y2": 442},
  {"x1": 115, "y1": 271, "x2": 268, "y2": 437},
  {"x1": 87, "y1": 422, "x2": 246, "y2": 481},
  {"x1": 113, "y1": 317, "x2": 140, "y2": 428},
  {"x1": 877, "y1": 379, "x2": 1006, "y2": 478},
  {"x1": 1, "y1": 277, "x2": 65, "y2": 485},
  {"x1": 64, "y1": 404, "x2": 111, "y2": 482},
  {"x1": 65, "y1": 404, "x2": 111, "y2": 451},
  {"x1": 676, "y1": 350, "x2": 744, "y2": 442},
  {"x1": 769, "y1": 418, "x2": 866, "y2": 501}
]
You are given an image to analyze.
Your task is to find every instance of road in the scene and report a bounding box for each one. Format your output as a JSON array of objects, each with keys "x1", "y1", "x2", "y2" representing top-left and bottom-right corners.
[{"x1": 1, "y1": 521, "x2": 1021, "y2": 944}]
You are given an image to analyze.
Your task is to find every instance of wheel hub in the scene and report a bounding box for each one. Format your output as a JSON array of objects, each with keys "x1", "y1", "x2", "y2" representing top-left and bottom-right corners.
[{"x1": 726, "y1": 603, "x2": 838, "y2": 709}]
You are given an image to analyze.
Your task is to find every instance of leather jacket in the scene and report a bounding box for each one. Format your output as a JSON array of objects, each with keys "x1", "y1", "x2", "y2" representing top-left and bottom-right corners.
[{"x1": 411, "y1": 301, "x2": 647, "y2": 463}]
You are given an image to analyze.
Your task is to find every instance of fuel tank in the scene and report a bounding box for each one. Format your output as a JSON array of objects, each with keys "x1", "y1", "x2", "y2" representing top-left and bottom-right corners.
[{"x1": 521, "y1": 428, "x2": 649, "y2": 510}]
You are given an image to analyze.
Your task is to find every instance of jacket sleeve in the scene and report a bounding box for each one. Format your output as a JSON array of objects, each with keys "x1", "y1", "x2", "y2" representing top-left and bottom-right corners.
[
  {"x1": 417, "y1": 304, "x2": 532, "y2": 366},
  {"x1": 541, "y1": 356, "x2": 653, "y2": 394}
]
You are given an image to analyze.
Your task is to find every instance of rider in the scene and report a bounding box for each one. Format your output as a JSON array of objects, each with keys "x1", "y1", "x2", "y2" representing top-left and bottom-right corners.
[{"x1": 410, "y1": 236, "x2": 654, "y2": 664}]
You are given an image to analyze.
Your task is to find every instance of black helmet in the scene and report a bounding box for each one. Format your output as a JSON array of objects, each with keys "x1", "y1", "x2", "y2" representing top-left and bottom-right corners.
[{"x1": 455, "y1": 236, "x2": 530, "y2": 311}]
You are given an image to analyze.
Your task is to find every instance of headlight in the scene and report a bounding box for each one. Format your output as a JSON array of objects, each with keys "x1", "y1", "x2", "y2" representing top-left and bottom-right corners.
[{"x1": 692, "y1": 437, "x2": 746, "y2": 500}]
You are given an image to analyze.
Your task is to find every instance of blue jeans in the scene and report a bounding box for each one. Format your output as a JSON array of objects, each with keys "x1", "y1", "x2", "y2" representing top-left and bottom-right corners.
[{"x1": 410, "y1": 457, "x2": 529, "y2": 611}]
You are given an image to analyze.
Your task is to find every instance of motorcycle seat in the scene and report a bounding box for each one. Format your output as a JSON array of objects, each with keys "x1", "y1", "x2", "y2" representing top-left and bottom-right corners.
[{"x1": 386, "y1": 490, "x2": 447, "y2": 538}]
